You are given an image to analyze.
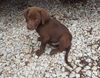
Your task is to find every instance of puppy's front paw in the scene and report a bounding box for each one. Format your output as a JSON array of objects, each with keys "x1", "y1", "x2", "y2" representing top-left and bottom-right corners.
[{"x1": 36, "y1": 50, "x2": 43, "y2": 56}]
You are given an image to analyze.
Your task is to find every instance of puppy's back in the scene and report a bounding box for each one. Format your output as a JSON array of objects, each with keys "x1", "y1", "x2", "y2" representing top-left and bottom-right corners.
[{"x1": 46, "y1": 19, "x2": 70, "y2": 34}]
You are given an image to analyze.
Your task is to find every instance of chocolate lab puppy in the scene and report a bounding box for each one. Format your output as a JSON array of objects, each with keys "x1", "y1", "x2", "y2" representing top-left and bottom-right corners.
[{"x1": 24, "y1": 7, "x2": 72, "y2": 67}]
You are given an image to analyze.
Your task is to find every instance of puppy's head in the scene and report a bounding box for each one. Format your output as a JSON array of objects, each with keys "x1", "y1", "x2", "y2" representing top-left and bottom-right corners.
[{"x1": 24, "y1": 7, "x2": 50, "y2": 30}]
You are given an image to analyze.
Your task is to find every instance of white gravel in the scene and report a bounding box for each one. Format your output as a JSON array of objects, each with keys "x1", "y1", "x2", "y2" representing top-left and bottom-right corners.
[{"x1": 0, "y1": 0, "x2": 100, "y2": 78}]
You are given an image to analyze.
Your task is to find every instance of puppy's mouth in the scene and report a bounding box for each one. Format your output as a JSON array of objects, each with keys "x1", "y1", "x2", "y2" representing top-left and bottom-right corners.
[{"x1": 27, "y1": 25, "x2": 36, "y2": 30}]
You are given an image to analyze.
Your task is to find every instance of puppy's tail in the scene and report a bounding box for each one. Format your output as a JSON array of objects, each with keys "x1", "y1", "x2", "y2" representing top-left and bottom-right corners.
[{"x1": 65, "y1": 46, "x2": 73, "y2": 68}]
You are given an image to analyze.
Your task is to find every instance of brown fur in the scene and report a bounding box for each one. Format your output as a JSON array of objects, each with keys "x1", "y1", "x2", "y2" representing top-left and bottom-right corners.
[{"x1": 24, "y1": 7, "x2": 73, "y2": 67}]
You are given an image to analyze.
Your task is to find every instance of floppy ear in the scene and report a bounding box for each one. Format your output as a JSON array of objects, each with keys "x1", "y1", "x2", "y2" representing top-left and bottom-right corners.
[
  {"x1": 24, "y1": 7, "x2": 30, "y2": 19},
  {"x1": 40, "y1": 9, "x2": 50, "y2": 24}
]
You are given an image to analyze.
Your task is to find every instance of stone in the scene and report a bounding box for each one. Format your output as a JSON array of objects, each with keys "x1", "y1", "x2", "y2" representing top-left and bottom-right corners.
[
  {"x1": 45, "y1": 73, "x2": 50, "y2": 77},
  {"x1": 75, "y1": 60, "x2": 80, "y2": 64},
  {"x1": 51, "y1": 73, "x2": 56, "y2": 76},
  {"x1": 86, "y1": 58, "x2": 91, "y2": 62},
  {"x1": 84, "y1": 66, "x2": 91, "y2": 70},
  {"x1": 75, "y1": 67, "x2": 82, "y2": 73},
  {"x1": 0, "y1": 33, "x2": 3, "y2": 38},
  {"x1": 86, "y1": 70, "x2": 92, "y2": 77},
  {"x1": 93, "y1": 70, "x2": 98, "y2": 76},
  {"x1": 91, "y1": 56, "x2": 98, "y2": 61},
  {"x1": 28, "y1": 74, "x2": 33, "y2": 78},
  {"x1": 24, "y1": 54, "x2": 31, "y2": 59},
  {"x1": 92, "y1": 74, "x2": 98, "y2": 78},
  {"x1": 68, "y1": 56, "x2": 72, "y2": 62},
  {"x1": 69, "y1": 72, "x2": 76, "y2": 78},
  {"x1": 92, "y1": 66, "x2": 97, "y2": 71},
  {"x1": 75, "y1": 74, "x2": 80, "y2": 78},
  {"x1": 78, "y1": 52, "x2": 83, "y2": 57}
]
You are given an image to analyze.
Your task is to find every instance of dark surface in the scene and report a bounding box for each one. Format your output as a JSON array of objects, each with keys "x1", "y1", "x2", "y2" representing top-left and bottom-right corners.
[
  {"x1": 0, "y1": 0, "x2": 88, "y2": 4},
  {"x1": 95, "y1": 0, "x2": 100, "y2": 6},
  {"x1": 59, "y1": 0, "x2": 87, "y2": 3}
]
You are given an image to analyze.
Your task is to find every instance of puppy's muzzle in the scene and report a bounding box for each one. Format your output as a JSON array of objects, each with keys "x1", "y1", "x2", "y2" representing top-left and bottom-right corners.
[{"x1": 27, "y1": 24, "x2": 35, "y2": 30}]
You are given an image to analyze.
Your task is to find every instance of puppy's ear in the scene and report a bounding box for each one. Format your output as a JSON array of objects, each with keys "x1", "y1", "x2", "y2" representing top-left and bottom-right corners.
[
  {"x1": 40, "y1": 9, "x2": 50, "y2": 24},
  {"x1": 24, "y1": 7, "x2": 30, "y2": 19}
]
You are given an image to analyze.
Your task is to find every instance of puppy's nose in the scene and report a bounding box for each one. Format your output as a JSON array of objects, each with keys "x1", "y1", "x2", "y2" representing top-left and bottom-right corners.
[
  {"x1": 27, "y1": 27, "x2": 33, "y2": 30},
  {"x1": 27, "y1": 25, "x2": 33, "y2": 30}
]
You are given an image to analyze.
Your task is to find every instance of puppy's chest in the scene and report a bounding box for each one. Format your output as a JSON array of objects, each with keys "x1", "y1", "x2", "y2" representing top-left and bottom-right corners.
[{"x1": 37, "y1": 26, "x2": 61, "y2": 42}]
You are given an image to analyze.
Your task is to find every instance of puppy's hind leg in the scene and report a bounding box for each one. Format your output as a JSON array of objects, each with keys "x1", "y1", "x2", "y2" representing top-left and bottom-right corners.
[
  {"x1": 50, "y1": 36, "x2": 66, "y2": 55},
  {"x1": 50, "y1": 36, "x2": 73, "y2": 68}
]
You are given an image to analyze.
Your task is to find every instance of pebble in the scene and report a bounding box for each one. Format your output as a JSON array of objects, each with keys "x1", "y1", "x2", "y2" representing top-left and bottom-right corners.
[
  {"x1": 93, "y1": 70, "x2": 98, "y2": 76},
  {"x1": 92, "y1": 66, "x2": 97, "y2": 71},
  {"x1": 24, "y1": 54, "x2": 31, "y2": 59},
  {"x1": 86, "y1": 70, "x2": 92, "y2": 77},
  {"x1": 74, "y1": 60, "x2": 80, "y2": 64},
  {"x1": 92, "y1": 74, "x2": 98, "y2": 78},
  {"x1": 0, "y1": 32, "x2": 3, "y2": 36},
  {"x1": 28, "y1": 74, "x2": 33, "y2": 78},
  {"x1": 75, "y1": 67, "x2": 82, "y2": 73},
  {"x1": 84, "y1": 66, "x2": 91, "y2": 70},
  {"x1": 75, "y1": 74, "x2": 80, "y2": 78},
  {"x1": 91, "y1": 56, "x2": 98, "y2": 61},
  {"x1": 68, "y1": 56, "x2": 72, "y2": 62},
  {"x1": 45, "y1": 73, "x2": 50, "y2": 77},
  {"x1": 61, "y1": 67, "x2": 65, "y2": 72},
  {"x1": 52, "y1": 74, "x2": 57, "y2": 77},
  {"x1": 69, "y1": 72, "x2": 76, "y2": 78},
  {"x1": 86, "y1": 58, "x2": 91, "y2": 62}
]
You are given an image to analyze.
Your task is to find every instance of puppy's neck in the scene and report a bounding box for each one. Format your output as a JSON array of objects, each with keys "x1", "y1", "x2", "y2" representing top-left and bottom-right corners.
[{"x1": 36, "y1": 18, "x2": 51, "y2": 33}]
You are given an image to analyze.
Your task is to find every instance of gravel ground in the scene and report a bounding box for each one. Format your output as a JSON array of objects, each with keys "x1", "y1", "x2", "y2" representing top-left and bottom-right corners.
[{"x1": 0, "y1": 0, "x2": 100, "y2": 78}]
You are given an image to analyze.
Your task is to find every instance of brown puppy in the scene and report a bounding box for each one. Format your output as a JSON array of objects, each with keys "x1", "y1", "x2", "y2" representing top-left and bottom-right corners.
[{"x1": 24, "y1": 7, "x2": 72, "y2": 67}]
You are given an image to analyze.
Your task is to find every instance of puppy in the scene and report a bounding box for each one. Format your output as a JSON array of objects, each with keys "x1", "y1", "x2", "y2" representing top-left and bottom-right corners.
[{"x1": 24, "y1": 7, "x2": 72, "y2": 67}]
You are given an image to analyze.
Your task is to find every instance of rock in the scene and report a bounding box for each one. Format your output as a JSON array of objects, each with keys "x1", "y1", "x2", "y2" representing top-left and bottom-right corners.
[
  {"x1": 52, "y1": 73, "x2": 57, "y2": 77},
  {"x1": 86, "y1": 58, "x2": 91, "y2": 62},
  {"x1": 92, "y1": 66, "x2": 97, "y2": 71},
  {"x1": 24, "y1": 54, "x2": 31, "y2": 59},
  {"x1": 28, "y1": 74, "x2": 33, "y2": 78},
  {"x1": 68, "y1": 56, "x2": 72, "y2": 62},
  {"x1": 75, "y1": 60, "x2": 80, "y2": 65},
  {"x1": 0, "y1": 33, "x2": 3, "y2": 38},
  {"x1": 91, "y1": 56, "x2": 98, "y2": 61},
  {"x1": 84, "y1": 66, "x2": 91, "y2": 70},
  {"x1": 75, "y1": 74, "x2": 80, "y2": 78},
  {"x1": 20, "y1": 53, "x2": 24, "y2": 57},
  {"x1": 69, "y1": 72, "x2": 76, "y2": 78},
  {"x1": 92, "y1": 74, "x2": 98, "y2": 78},
  {"x1": 86, "y1": 70, "x2": 92, "y2": 77},
  {"x1": 20, "y1": 62, "x2": 25, "y2": 66},
  {"x1": 93, "y1": 70, "x2": 98, "y2": 76},
  {"x1": 11, "y1": 64, "x2": 16, "y2": 68},
  {"x1": 61, "y1": 72, "x2": 68, "y2": 77},
  {"x1": 75, "y1": 67, "x2": 82, "y2": 73},
  {"x1": 45, "y1": 73, "x2": 50, "y2": 77},
  {"x1": 61, "y1": 67, "x2": 65, "y2": 72}
]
